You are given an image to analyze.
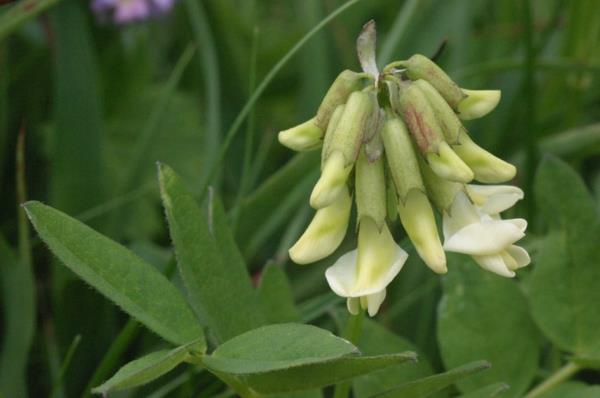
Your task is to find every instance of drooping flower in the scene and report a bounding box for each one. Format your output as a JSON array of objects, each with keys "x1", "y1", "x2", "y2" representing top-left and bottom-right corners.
[
  {"x1": 442, "y1": 188, "x2": 530, "y2": 277},
  {"x1": 325, "y1": 217, "x2": 408, "y2": 316},
  {"x1": 288, "y1": 187, "x2": 352, "y2": 265},
  {"x1": 91, "y1": 0, "x2": 176, "y2": 24}
]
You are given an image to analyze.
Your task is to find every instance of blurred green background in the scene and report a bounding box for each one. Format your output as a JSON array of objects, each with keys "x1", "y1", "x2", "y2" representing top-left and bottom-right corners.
[{"x1": 1, "y1": 0, "x2": 599, "y2": 396}]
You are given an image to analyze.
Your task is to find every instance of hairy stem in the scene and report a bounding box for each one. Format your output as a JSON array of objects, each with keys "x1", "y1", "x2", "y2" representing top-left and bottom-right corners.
[{"x1": 524, "y1": 361, "x2": 581, "y2": 398}]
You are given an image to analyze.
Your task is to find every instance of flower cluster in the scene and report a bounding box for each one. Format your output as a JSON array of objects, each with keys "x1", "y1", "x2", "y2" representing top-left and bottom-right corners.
[
  {"x1": 279, "y1": 22, "x2": 530, "y2": 316},
  {"x1": 91, "y1": 0, "x2": 176, "y2": 24}
]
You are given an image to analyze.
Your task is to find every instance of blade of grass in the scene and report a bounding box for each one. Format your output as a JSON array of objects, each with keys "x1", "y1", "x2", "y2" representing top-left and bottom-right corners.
[
  {"x1": 16, "y1": 125, "x2": 32, "y2": 268},
  {"x1": 198, "y1": 0, "x2": 364, "y2": 202},
  {"x1": 0, "y1": 127, "x2": 36, "y2": 398},
  {"x1": 184, "y1": 0, "x2": 221, "y2": 188},
  {"x1": 0, "y1": 0, "x2": 62, "y2": 42},
  {"x1": 0, "y1": 45, "x2": 7, "y2": 185},
  {"x1": 50, "y1": 335, "x2": 82, "y2": 398},
  {"x1": 378, "y1": 0, "x2": 420, "y2": 65},
  {"x1": 0, "y1": 237, "x2": 35, "y2": 398},
  {"x1": 118, "y1": 44, "x2": 196, "y2": 194},
  {"x1": 50, "y1": 0, "x2": 105, "y2": 216},
  {"x1": 231, "y1": 25, "x2": 260, "y2": 232}
]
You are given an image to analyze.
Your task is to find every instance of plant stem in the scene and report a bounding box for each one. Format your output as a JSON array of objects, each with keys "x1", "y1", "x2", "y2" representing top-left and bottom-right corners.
[
  {"x1": 332, "y1": 312, "x2": 364, "y2": 398},
  {"x1": 524, "y1": 361, "x2": 581, "y2": 398}
]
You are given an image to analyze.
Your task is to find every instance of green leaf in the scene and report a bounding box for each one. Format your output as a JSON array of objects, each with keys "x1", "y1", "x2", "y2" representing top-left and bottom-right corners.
[
  {"x1": 258, "y1": 263, "x2": 301, "y2": 323},
  {"x1": 437, "y1": 255, "x2": 540, "y2": 397},
  {"x1": 372, "y1": 361, "x2": 491, "y2": 398},
  {"x1": 0, "y1": 237, "x2": 35, "y2": 398},
  {"x1": 50, "y1": 1, "x2": 106, "y2": 216},
  {"x1": 347, "y1": 316, "x2": 434, "y2": 398},
  {"x1": 538, "y1": 381, "x2": 600, "y2": 398},
  {"x1": 92, "y1": 338, "x2": 204, "y2": 395},
  {"x1": 458, "y1": 383, "x2": 510, "y2": 398},
  {"x1": 23, "y1": 201, "x2": 204, "y2": 347},
  {"x1": 201, "y1": 323, "x2": 416, "y2": 394},
  {"x1": 158, "y1": 163, "x2": 264, "y2": 342},
  {"x1": 531, "y1": 156, "x2": 600, "y2": 357}
]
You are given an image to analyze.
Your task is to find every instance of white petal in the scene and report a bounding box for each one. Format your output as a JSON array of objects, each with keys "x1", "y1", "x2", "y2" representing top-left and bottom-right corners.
[
  {"x1": 506, "y1": 245, "x2": 531, "y2": 268},
  {"x1": 289, "y1": 188, "x2": 351, "y2": 264},
  {"x1": 365, "y1": 289, "x2": 386, "y2": 317},
  {"x1": 473, "y1": 254, "x2": 515, "y2": 277},
  {"x1": 443, "y1": 190, "x2": 480, "y2": 239},
  {"x1": 443, "y1": 219, "x2": 525, "y2": 255},
  {"x1": 324, "y1": 249, "x2": 358, "y2": 297},
  {"x1": 325, "y1": 221, "x2": 407, "y2": 298},
  {"x1": 466, "y1": 184, "x2": 524, "y2": 214},
  {"x1": 506, "y1": 218, "x2": 527, "y2": 233}
]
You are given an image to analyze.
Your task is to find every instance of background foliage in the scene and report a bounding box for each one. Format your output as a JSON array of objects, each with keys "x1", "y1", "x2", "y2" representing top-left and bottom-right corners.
[{"x1": 1, "y1": 0, "x2": 599, "y2": 397}]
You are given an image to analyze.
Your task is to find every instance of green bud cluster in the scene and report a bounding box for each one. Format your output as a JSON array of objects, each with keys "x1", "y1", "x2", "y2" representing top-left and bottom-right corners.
[{"x1": 280, "y1": 21, "x2": 518, "y2": 303}]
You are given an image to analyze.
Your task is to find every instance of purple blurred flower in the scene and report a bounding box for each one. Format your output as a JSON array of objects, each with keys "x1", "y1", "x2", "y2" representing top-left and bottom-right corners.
[{"x1": 91, "y1": 0, "x2": 176, "y2": 24}]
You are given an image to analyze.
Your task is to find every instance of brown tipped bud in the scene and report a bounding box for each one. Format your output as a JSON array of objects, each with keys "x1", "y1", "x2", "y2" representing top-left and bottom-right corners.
[
  {"x1": 414, "y1": 79, "x2": 466, "y2": 144},
  {"x1": 397, "y1": 82, "x2": 443, "y2": 154},
  {"x1": 314, "y1": 70, "x2": 364, "y2": 130},
  {"x1": 402, "y1": 54, "x2": 466, "y2": 109}
]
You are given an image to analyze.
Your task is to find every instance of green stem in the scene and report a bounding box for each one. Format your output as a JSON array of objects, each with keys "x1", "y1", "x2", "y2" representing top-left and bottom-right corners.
[
  {"x1": 332, "y1": 312, "x2": 364, "y2": 398},
  {"x1": 524, "y1": 362, "x2": 581, "y2": 398}
]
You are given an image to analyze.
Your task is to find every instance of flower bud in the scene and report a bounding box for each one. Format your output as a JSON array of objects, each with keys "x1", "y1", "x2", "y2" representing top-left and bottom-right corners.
[
  {"x1": 289, "y1": 186, "x2": 352, "y2": 264},
  {"x1": 396, "y1": 82, "x2": 442, "y2": 154},
  {"x1": 414, "y1": 79, "x2": 465, "y2": 144},
  {"x1": 310, "y1": 151, "x2": 352, "y2": 209},
  {"x1": 426, "y1": 141, "x2": 474, "y2": 183},
  {"x1": 355, "y1": 148, "x2": 386, "y2": 230},
  {"x1": 397, "y1": 189, "x2": 447, "y2": 273},
  {"x1": 418, "y1": 156, "x2": 463, "y2": 212},
  {"x1": 458, "y1": 89, "x2": 501, "y2": 120},
  {"x1": 401, "y1": 54, "x2": 466, "y2": 109},
  {"x1": 321, "y1": 105, "x2": 345, "y2": 165},
  {"x1": 453, "y1": 134, "x2": 516, "y2": 183},
  {"x1": 323, "y1": 90, "x2": 375, "y2": 167},
  {"x1": 314, "y1": 70, "x2": 364, "y2": 130},
  {"x1": 278, "y1": 118, "x2": 323, "y2": 151},
  {"x1": 380, "y1": 112, "x2": 424, "y2": 199},
  {"x1": 386, "y1": 171, "x2": 398, "y2": 223}
]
